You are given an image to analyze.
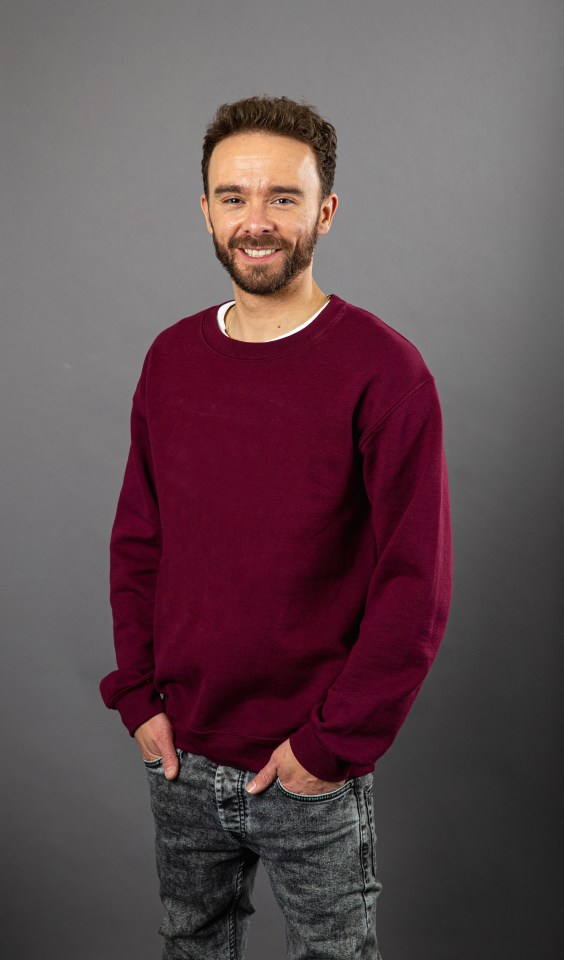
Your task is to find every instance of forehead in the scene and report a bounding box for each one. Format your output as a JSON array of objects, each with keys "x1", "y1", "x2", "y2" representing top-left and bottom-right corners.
[{"x1": 208, "y1": 131, "x2": 319, "y2": 189}]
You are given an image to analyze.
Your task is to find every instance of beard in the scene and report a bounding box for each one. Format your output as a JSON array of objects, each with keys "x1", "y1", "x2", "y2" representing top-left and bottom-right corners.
[{"x1": 210, "y1": 219, "x2": 321, "y2": 296}]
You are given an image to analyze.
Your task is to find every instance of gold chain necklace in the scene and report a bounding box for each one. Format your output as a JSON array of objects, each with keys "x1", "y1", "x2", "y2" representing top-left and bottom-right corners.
[{"x1": 225, "y1": 295, "x2": 331, "y2": 339}]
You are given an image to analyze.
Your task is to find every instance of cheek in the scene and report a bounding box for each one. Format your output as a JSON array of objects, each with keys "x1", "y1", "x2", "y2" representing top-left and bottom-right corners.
[
  {"x1": 213, "y1": 205, "x2": 243, "y2": 228},
  {"x1": 295, "y1": 209, "x2": 319, "y2": 233}
]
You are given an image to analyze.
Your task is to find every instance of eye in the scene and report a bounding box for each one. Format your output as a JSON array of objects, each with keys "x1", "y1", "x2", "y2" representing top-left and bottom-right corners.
[
  {"x1": 273, "y1": 198, "x2": 293, "y2": 205},
  {"x1": 223, "y1": 197, "x2": 243, "y2": 204}
]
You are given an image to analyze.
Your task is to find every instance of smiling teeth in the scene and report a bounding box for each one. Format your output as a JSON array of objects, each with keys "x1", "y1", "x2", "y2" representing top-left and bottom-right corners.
[{"x1": 243, "y1": 248, "x2": 277, "y2": 257}]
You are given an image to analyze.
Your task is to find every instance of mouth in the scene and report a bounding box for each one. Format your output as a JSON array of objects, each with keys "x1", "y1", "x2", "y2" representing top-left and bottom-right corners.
[{"x1": 236, "y1": 247, "x2": 282, "y2": 263}]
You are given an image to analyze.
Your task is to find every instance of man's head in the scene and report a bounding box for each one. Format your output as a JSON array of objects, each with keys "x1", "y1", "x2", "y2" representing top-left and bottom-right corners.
[{"x1": 200, "y1": 95, "x2": 338, "y2": 297}]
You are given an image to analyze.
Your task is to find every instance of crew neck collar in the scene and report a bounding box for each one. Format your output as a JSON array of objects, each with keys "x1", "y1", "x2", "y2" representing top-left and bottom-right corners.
[
  {"x1": 217, "y1": 297, "x2": 330, "y2": 341},
  {"x1": 201, "y1": 294, "x2": 346, "y2": 360}
]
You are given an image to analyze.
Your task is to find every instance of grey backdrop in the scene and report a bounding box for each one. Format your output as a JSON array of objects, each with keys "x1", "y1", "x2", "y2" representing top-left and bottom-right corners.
[{"x1": 2, "y1": 1, "x2": 562, "y2": 957}]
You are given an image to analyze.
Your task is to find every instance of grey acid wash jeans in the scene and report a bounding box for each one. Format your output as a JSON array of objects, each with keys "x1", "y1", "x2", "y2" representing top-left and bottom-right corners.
[{"x1": 144, "y1": 746, "x2": 383, "y2": 959}]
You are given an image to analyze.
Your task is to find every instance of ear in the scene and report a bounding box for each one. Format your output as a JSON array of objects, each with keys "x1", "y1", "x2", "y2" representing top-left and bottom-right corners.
[
  {"x1": 317, "y1": 193, "x2": 338, "y2": 236},
  {"x1": 200, "y1": 193, "x2": 213, "y2": 235}
]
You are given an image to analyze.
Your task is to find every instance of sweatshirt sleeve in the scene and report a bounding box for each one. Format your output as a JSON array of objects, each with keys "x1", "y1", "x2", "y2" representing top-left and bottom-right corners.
[
  {"x1": 99, "y1": 350, "x2": 165, "y2": 737},
  {"x1": 289, "y1": 376, "x2": 454, "y2": 781}
]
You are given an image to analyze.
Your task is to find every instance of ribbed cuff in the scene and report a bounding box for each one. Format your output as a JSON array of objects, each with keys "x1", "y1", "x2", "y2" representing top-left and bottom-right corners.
[
  {"x1": 112, "y1": 686, "x2": 165, "y2": 738},
  {"x1": 289, "y1": 723, "x2": 352, "y2": 782}
]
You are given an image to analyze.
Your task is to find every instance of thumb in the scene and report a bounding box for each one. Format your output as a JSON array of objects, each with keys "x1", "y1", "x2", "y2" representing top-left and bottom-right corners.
[
  {"x1": 161, "y1": 743, "x2": 180, "y2": 780},
  {"x1": 245, "y1": 763, "x2": 277, "y2": 795}
]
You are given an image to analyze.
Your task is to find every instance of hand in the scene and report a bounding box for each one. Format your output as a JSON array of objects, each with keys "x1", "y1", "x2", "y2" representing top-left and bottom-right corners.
[
  {"x1": 245, "y1": 738, "x2": 347, "y2": 795},
  {"x1": 134, "y1": 712, "x2": 179, "y2": 781}
]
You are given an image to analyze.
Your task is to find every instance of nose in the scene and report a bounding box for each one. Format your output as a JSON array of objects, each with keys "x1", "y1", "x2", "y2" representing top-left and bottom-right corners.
[{"x1": 240, "y1": 199, "x2": 277, "y2": 236}]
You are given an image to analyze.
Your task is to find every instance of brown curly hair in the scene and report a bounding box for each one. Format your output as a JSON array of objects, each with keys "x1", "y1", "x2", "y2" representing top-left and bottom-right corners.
[{"x1": 201, "y1": 95, "x2": 337, "y2": 204}]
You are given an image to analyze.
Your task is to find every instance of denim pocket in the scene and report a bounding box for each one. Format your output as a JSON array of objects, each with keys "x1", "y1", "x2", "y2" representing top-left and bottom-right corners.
[
  {"x1": 274, "y1": 776, "x2": 355, "y2": 802},
  {"x1": 143, "y1": 756, "x2": 164, "y2": 769},
  {"x1": 143, "y1": 747, "x2": 183, "y2": 769}
]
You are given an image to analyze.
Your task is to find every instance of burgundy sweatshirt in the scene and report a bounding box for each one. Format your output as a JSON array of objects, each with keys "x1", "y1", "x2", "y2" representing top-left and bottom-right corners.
[{"x1": 99, "y1": 294, "x2": 453, "y2": 781}]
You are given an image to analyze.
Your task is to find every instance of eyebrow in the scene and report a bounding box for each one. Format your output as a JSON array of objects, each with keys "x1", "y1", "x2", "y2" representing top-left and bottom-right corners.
[{"x1": 213, "y1": 184, "x2": 306, "y2": 198}]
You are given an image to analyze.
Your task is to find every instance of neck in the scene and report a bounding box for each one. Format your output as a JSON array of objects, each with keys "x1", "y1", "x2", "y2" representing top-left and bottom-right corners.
[{"x1": 226, "y1": 275, "x2": 328, "y2": 343}]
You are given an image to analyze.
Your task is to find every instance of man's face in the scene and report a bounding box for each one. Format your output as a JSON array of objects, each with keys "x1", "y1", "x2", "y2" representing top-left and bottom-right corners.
[{"x1": 200, "y1": 131, "x2": 337, "y2": 296}]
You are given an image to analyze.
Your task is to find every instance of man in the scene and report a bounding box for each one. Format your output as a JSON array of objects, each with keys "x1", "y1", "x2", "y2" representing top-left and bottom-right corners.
[{"x1": 100, "y1": 95, "x2": 453, "y2": 959}]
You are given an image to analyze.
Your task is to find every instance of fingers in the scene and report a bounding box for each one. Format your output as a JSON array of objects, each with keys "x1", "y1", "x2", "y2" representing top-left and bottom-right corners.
[
  {"x1": 244, "y1": 743, "x2": 346, "y2": 796},
  {"x1": 133, "y1": 712, "x2": 170, "y2": 746},
  {"x1": 161, "y1": 746, "x2": 180, "y2": 780},
  {"x1": 134, "y1": 713, "x2": 180, "y2": 781},
  {"x1": 245, "y1": 763, "x2": 277, "y2": 794}
]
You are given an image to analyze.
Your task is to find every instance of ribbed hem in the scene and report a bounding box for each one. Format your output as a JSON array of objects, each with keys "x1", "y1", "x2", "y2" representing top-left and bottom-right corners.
[{"x1": 171, "y1": 725, "x2": 374, "y2": 780}]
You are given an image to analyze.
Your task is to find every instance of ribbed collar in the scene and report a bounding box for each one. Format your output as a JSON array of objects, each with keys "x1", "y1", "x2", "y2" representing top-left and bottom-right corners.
[{"x1": 201, "y1": 294, "x2": 347, "y2": 360}]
